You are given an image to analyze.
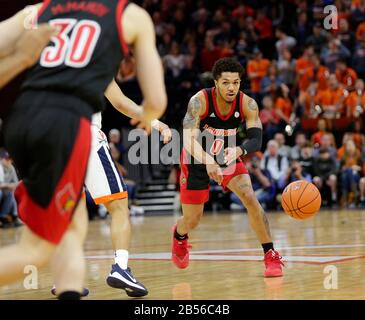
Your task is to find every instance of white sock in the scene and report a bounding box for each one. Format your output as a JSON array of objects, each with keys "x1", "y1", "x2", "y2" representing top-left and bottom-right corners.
[{"x1": 115, "y1": 250, "x2": 129, "y2": 270}]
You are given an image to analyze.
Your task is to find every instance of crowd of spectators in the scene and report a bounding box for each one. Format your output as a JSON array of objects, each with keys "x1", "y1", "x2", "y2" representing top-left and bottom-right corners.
[{"x1": 131, "y1": 0, "x2": 365, "y2": 210}]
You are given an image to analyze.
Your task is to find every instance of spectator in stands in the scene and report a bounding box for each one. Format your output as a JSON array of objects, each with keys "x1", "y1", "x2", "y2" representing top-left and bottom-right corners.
[
  {"x1": 313, "y1": 133, "x2": 337, "y2": 159},
  {"x1": 312, "y1": 147, "x2": 339, "y2": 206},
  {"x1": 261, "y1": 140, "x2": 289, "y2": 190},
  {"x1": 335, "y1": 58, "x2": 357, "y2": 91},
  {"x1": 247, "y1": 48, "x2": 270, "y2": 101},
  {"x1": 337, "y1": 133, "x2": 353, "y2": 160},
  {"x1": 295, "y1": 46, "x2": 314, "y2": 93},
  {"x1": 163, "y1": 41, "x2": 186, "y2": 79},
  {"x1": 309, "y1": 54, "x2": 329, "y2": 91},
  {"x1": 275, "y1": 133, "x2": 291, "y2": 158},
  {"x1": 339, "y1": 139, "x2": 363, "y2": 208},
  {"x1": 298, "y1": 142, "x2": 315, "y2": 178},
  {"x1": 275, "y1": 27, "x2": 297, "y2": 61},
  {"x1": 320, "y1": 37, "x2": 351, "y2": 73},
  {"x1": 348, "y1": 120, "x2": 365, "y2": 151},
  {"x1": 295, "y1": 11, "x2": 311, "y2": 50},
  {"x1": 291, "y1": 132, "x2": 308, "y2": 160},
  {"x1": 273, "y1": 84, "x2": 292, "y2": 130},
  {"x1": 254, "y1": 9, "x2": 274, "y2": 58},
  {"x1": 0, "y1": 151, "x2": 20, "y2": 228},
  {"x1": 345, "y1": 78, "x2": 365, "y2": 118},
  {"x1": 311, "y1": 118, "x2": 328, "y2": 147},
  {"x1": 231, "y1": 155, "x2": 275, "y2": 210},
  {"x1": 277, "y1": 49, "x2": 296, "y2": 87},
  {"x1": 352, "y1": 33, "x2": 365, "y2": 77},
  {"x1": 338, "y1": 19, "x2": 356, "y2": 52},
  {"x1": 200, "y1": 35, "x2": 222, "y2": 72},
  {"x1": 305, "y1": 21, "x2": 329, "y2": 54},
  {"x1": 315, "y1": 74, "x2": 346, "y2": 118},
  {"x1": 259, "y1": 95, "x2": 280, "y2": 141},
  {"x1": 283, "y1": 160, "x2": 312, "y2": 187},
  {"x1": 298, "y1": 80, "x2": 319, "y2": 118},
  {"x1": 260, "y1": 61, "x2": 284, "y2": 97}
]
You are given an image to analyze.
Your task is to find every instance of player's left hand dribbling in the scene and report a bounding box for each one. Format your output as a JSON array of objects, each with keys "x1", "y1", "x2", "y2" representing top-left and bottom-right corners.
[{"x1": 224, "y1": 147, "x2": 242, "y2": 165}]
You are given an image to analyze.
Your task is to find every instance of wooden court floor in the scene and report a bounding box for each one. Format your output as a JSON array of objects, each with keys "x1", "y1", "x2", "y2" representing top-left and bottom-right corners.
[{"x1": 1, "y1": 209, "x2": 365, "y2": 300}]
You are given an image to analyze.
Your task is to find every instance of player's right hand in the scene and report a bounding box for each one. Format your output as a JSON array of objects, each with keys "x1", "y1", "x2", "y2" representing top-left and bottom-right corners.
[
  {"x1": 206, "y1": 162, "x2": 223, "y2": 185},
  {"x1": 130, "y1": 118, "x2": 151, "y2": 134},
  {"x1": 15, "y1": 24, "x2": 58, "y2": 67}
]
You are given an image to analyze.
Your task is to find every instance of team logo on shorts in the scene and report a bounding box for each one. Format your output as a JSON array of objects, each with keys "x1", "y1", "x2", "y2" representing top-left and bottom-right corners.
[
  {"x1": 181, "y1": 174, "x2": 186, "y2": 185},
  {"x1": 56, "y1": 183, "x2": 77, "y2": 215}
]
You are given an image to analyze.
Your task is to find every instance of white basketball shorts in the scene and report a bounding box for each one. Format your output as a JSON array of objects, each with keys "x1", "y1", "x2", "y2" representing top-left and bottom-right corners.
[{"x1": 84, "y1": 126, "x2": 128, "y2": 204}]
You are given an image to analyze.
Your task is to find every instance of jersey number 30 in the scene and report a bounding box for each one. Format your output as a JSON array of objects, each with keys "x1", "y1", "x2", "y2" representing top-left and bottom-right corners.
[{"x1": 40, "y1": 19, "x2": 101, "y2": 68}]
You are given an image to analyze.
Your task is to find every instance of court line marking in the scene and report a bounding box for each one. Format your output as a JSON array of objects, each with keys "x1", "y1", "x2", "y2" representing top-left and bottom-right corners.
[{"x1": 85, "y1": 242, "x2": 365, "y2": 264}]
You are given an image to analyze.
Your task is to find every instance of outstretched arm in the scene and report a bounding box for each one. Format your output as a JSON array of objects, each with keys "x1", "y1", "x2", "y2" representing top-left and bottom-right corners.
[
  {"x1": 105, "y1": 80, "x2": 171, "y2": 142},
  {"x1": 224, "y1": 97, "x2": 263, "y2": 165},
  {"x1": 121, "y1": 4, "x2": 167, "y2": 123},
  {"x1": 0, "y1": 5, "x2": 55, "y2": 88}
]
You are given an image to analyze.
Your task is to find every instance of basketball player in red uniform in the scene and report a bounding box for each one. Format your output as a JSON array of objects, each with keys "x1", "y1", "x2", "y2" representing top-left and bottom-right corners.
[
  {"x1": 0, "y1": 0, "x2": 166, "y2": 300},
  {"x1": 172, "y1": 58, "x2": 284, "y2": 277}
]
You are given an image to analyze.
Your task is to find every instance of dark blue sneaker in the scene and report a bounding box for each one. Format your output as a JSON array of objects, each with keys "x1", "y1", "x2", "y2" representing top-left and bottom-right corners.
[
  {"x1": 106, "y1": 264, "x2": 148, "y2": 297},
  {"x1": 51, "y1": 286, "x2": 89, "y2": 297}
]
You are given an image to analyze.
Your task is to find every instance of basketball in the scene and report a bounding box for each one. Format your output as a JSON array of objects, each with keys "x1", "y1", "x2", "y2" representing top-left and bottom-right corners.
[{"x1": 281, "y1": 180, "x2": 321, "y2": 220}]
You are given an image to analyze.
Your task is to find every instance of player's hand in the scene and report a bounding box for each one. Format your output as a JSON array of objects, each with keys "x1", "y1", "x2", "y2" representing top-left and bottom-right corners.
[
  {"x1": 130, "y1": 118, "x2": 151, "y2": 134},
  {"x1": 224, "y1": 147, "x2": 243, "y2": 166},
  {"x1": 15, "y1": 24, "x2": 58, "y2": 68},
  {"x1": 152, "y1": 120, "x2": 172, "y2": 144},
  {"x1": 206, "y1": 162, "x2": 223, "y2": 185},
  {"x1": 161, "y1": 127, "x2": 172, "y2": 144}
]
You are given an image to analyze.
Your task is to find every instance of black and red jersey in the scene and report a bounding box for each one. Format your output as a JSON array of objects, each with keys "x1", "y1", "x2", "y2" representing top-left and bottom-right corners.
[
  {"x1": 21, "y1": 0, "x2": 129, "y2": 115},
  {"x1": 197, "y1": 87, "x2": 246, "y2": 167}
]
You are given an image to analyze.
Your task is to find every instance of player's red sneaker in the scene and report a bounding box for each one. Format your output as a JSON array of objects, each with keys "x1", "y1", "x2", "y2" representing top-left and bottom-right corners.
[
  {"x1": 171, "y1": 225, "x2": 191, "y2": 269},
  {"x1": 264, "y1": 249, "x2": 284, "y2": 277}
]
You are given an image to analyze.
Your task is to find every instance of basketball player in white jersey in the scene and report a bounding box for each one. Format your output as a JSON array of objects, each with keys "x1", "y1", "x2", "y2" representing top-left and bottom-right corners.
[{"x1": 51, "y1": 80, "x2": 171, "y2": 297}]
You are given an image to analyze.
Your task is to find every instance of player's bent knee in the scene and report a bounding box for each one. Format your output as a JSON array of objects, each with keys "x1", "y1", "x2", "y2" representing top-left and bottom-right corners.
[
  {"x1": 240, "y1": 192, "x2": 257, "y2": 207},
  {"x1": 27, "y1": 240, "x2": 56, "y2": 268},
  {"x1": 185, "y1": 215, "x2": 201, "y2": 229},
  {"x1": 105, "y1": 198, "x2": 129, "y2": 216}
]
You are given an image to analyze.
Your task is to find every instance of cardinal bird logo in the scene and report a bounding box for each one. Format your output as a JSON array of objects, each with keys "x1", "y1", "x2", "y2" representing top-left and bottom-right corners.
[{"x1": 56, "y1": 183, "x2": 77, "y2": 215}]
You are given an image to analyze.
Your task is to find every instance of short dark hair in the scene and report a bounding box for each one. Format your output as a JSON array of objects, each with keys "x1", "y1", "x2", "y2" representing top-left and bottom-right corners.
[{"x1": 212, "y1": 58, "x2": 244, "y2": 80}]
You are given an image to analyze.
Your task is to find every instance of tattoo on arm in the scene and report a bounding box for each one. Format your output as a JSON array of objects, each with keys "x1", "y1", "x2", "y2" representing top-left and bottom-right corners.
[
  {"x1": 183, "y1": 96, "x2": 201, "y2": 129},
  {"x1": 248, "y1": 98, "x2": 259, "y2": 121}
]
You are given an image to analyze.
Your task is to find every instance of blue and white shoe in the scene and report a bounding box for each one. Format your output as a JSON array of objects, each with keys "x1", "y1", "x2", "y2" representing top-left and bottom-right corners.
[{"x1": 106, "y1": 264, "x2": 148, "y2": 297}]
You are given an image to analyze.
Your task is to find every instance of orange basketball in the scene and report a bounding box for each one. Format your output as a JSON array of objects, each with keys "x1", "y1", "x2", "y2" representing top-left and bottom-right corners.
[{"x1": 281, "y1": 180, "x2": 321, "y2": 220}]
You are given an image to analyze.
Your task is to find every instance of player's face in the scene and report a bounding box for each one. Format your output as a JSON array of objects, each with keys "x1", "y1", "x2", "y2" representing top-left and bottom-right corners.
[{"x1": 215, "y1": 72, "x2": 241, "y2": 103}]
